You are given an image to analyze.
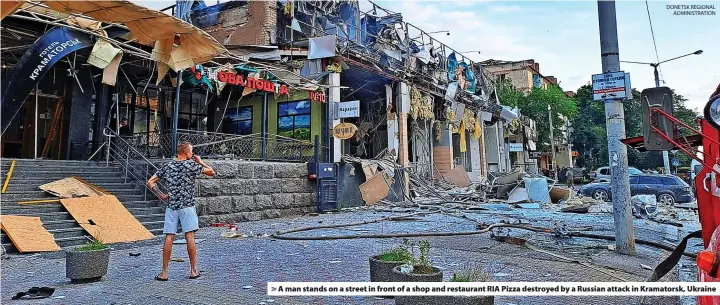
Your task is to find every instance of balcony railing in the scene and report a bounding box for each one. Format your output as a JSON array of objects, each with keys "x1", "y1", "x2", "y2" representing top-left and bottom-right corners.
[{"x1": 78, "y1": 129, "x2": 321, "y2": 163}]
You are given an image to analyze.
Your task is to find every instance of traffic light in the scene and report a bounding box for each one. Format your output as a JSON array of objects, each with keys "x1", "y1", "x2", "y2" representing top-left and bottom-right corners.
[{"x1": 641, "y1": 87, "x2": 675, "y2": 151}]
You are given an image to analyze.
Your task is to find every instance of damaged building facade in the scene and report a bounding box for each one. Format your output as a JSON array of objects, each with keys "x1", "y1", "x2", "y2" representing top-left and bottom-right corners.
[
  {"x1": 1, "y1": 0, "x2": 546, "y2": 216},
  {"x1": 185, "y1": 0, "x2": 541, "y2": 207}
]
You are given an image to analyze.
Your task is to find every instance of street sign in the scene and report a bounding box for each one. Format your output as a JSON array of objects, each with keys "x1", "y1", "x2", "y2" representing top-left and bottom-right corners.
[
  {"x1": 672, "y1": 158, "x2": 680, "y2": 166},
  {"x1": 592, "y1": 71, "x2": 627, "y2": 101},
  {"x1": 337, "y1": 100, "x2": 360, "y2": 119},
  {"x1": 624, "y1": 72, "x2": 632, "y2": 100},
  {"x1": 529, "y1": 151, "x2": 542, "y2": 159},
  {"x1": 333, "y1": 123, "x2": 357, "y2": 140},
  {"x1": 508, "y1": 143, "x2": 523, "y2": 152}
]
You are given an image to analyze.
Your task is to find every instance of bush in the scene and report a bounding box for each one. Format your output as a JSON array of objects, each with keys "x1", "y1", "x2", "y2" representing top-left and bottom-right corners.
[
  {"x1": 378, "y1": 239, "x2": 413, "y2": 262},
  {"x1": 451, "y1": 267, "x2": 491, "y2": 282},
  {"x1": 75, "y1": 239, "x2": 106, "y2": 252}
]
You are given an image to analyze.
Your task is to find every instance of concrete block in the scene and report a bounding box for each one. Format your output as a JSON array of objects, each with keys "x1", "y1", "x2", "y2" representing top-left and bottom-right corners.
[
  {"x1": 206, "y1": 196, "x2": 233, "y2": 214},
  {"x1": 197, "y1": 180, "x2": 223, "y2": 197},
  {"x1": 254, "y1": 194, "x2": 273, "y2": 210},
  {"x1": 273, "y1": 163, "x2": 308, "y2": 178},
  {"x1": 253, "y1": 163, "x2": 275, "y2": 179},
  {"x1": 262, "y1": 209, "x2": 282, "y2": 219},
  {"x1": 195, "y1": 197, "x2": 209, "y2": 215},
  {"x1": 237, "y1": 162, "x2": 255, "y2": 179},
  {"x1": 215, "y1": 211, "x2": 262, "y2": 223},
  {"x1": 255, "y1": 179, "x2": 282, "y2": 194},
  {"x1": 204, "y1": 161, "x2": 238, "y2": 179},
  {"x1": 232, "y1": 195, "x2": 255, "y2": 212},
  {"x1": 293, "y1": 193, "x2": 315, "y2": 207},
  {"x1": 199, "y1": 215, "x2": 218, "y2": 227},
  {"x1": 272, "y1": 193, "x2": 293, "y2": 209},
  {"x1": 282, "y1": 178, "x2": 313, "y2": 193}
]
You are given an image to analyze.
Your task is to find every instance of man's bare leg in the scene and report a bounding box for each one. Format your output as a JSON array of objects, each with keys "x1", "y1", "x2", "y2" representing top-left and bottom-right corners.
[
  {"x1": 186, "y1": 231, "x2": 199, "y2": 278},
  {"x1": 158, "y1": 234, "x2": 175, "y2": 279}
]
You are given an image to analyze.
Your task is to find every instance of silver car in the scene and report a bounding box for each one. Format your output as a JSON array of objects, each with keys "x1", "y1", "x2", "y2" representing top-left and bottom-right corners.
[{"x1": 591, "y1": 166, "x2": 643, "y2": 182}]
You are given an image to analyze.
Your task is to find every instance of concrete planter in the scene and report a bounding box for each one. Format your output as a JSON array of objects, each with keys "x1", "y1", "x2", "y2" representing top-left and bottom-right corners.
[
  {"x1": 66, "y1": 248, "x2": 109, "y2": 283},
  {"x1": 369, "y1": 255, "x2": 404, "y2": 282},
  {"x1": 391, "y1": 265, "x2": 444, "y2": 282},
  {"x1": 395, "y1": 295, "x2": 494, "y2": 305}
]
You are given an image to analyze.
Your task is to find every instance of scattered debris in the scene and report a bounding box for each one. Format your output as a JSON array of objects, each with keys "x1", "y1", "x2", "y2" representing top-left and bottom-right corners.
[
  {"x1": 170, "y1": 257, "x2": 185, "y2": 262},
  {"x1": 0, "y1": 215, "x2": 61, "y2": 253},
  {"x1": 220, "y1": 232, "x2": 247, "y2": 238},
  {"x1": 441, "y1": 167, "x2": 472, "y2": 188},
  {"x1": 242, "y1": 285, "x2": 253, "y2": 289},
  {"x1": 129, "y1": 252, "x2": 141, "y2": 257},
  {"x1": 12, "y1": 287, "x2": 55, "y2": 300},
  {"x1": 493, "y1": 273, "x2": 510, "y2": 277},
  {"x1": 641, "y1": 264, "x2": 653, "y2": 270},
  {"x1": 328, "y1": 260, "x2": 342, "y2": 264},
  {"x1": 39, "y1": 177, "x2": 104, "y2": 198},
  {"x1": 607, "y1": 245, "x2": 616, "y2": 251}
]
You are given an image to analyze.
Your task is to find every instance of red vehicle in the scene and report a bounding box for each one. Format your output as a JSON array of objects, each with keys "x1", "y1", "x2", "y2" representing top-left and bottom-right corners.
[{"x1": 624, "y1": 84, "x2": 720, "y2": 304}]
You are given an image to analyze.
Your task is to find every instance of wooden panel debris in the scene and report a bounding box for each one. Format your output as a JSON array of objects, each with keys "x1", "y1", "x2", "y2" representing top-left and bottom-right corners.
[
  {"x1": 60, "y1": 195, "x2": 154, "y2": 244},
  {"x1": 0, "y1": 216, "x2": 61, "y2": 253},
  {"x1": 441, "y1": 167, "x2": 472, "y2": 187},
  {"x1": 360, "y1": 172, "x2": 393, "y2": 205},
  {"x1": 40, "y1": 177, "x2": 105, "y2": 198}
]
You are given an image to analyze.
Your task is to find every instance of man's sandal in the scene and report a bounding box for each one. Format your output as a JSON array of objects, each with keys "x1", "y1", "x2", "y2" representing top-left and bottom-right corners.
[
  {"x1": 155, "y1": 274, "x2": 168, "y2": 281},
  {"x1": 189, "y1": 273, "x2": 201, "y2": 279}
]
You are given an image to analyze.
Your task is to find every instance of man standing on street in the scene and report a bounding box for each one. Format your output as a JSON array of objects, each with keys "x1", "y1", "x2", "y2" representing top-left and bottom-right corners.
[
  {"x1": 566, "y1": 168, "x2": 574, "y2": 189},
  {"x1": 147, "y1": 142, "x2": 215, "y2": 281}
]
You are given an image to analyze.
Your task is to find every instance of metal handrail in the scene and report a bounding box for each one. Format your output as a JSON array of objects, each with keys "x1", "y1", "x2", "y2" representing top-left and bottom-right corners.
[{"x1": 102, "y1": 127, "x2": 168, "y2": 204}]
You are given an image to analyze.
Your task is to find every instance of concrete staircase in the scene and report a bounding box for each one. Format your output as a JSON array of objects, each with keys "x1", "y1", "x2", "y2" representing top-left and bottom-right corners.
[{"x1": 1, "y1": 159, "x2": 165, "y2": 253}]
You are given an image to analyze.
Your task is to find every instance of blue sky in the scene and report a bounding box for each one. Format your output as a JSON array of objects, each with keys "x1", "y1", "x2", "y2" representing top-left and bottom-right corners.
[{"x1": 136, "y1": 0, "x2": 718, "y2": 111}]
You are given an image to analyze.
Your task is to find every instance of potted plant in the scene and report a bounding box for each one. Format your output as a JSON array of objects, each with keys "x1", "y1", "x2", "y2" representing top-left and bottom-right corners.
[
  {"x1": 443, "y1": 268, "x2": 495, "y2": 305},
  {"x1": 66, "y1": 239, "x2": 109, "y2": 283},
  {"x1": 369, "y1": 239, "x2": 414, "y2": 283},
  {"x1": 391, "y1": 240, "x2": 443, "y2": 282}
]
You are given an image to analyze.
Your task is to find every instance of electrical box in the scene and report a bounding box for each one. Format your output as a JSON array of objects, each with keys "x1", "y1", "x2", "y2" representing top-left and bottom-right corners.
[{"x1": 307, "y1": 162, "x2": 336, "y2": 180}]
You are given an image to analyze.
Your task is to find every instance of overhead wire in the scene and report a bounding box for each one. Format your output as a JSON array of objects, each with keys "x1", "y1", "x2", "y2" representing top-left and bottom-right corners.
[{"x1": 645, "y1": 0, "x2": 664, "y2": 83}]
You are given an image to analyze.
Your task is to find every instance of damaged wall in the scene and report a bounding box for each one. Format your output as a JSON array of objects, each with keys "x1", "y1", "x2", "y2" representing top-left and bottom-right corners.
[
  {"x1": 192, "y1": 1, "x2": 277, "y2": 46},
  {"x1": 155, "y1": 160, "x2": 316, "y2": 226}
]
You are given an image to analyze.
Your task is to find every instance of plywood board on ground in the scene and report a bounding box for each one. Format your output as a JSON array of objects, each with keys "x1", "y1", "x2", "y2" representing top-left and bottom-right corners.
[
  {"x1": 442, "y1": 166, "x2": 472, "y2": 188},
  {"x1": 0, "y1": 216, "x2": 60, "y2": 253},
  {"x1": 60, "y1": 195, "x2": 154, "y2": 244},
  {"x1": 360, "y1": 172, "x2": 393, "y2": 205},
  {"x1": 40, "y1": 177, "x2": 104, "y2": 198}
]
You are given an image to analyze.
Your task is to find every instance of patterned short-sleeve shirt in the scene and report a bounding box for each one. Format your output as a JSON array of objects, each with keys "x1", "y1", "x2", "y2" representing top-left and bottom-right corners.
[{"x1": 155, "y1": 160, "x2": 204, "y2": 210}]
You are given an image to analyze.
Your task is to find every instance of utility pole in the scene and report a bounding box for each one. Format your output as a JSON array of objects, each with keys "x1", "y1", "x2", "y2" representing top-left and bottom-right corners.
[
  {"x1": 597, "y1": 0, "x2": 636, "y2": 255},
  {"x1": 548, "y1": 105, "x2": 556, "y2": 180}
]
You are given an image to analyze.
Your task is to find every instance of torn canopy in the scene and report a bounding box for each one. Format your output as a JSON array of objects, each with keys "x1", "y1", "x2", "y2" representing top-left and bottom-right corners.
[{"x1": 38, "y1": 1, "x2": 227, "y2": 66}]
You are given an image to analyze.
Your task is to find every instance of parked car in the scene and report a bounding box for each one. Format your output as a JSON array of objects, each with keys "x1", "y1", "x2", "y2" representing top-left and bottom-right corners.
[
  {"x1": 578, "y1": 174, "x2": 694, "y2": 204},
  {"x1": 590, "y1": 166, "x2": 643, "y2": 182}
]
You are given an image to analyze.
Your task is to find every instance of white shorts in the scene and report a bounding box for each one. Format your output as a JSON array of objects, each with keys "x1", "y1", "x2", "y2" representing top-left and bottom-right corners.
[{"x1": 163, "y1": 206, "x2": 199, "y2": 235}]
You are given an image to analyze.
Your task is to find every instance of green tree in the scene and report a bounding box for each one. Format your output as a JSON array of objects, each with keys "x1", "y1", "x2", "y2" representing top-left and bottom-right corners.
[
  {"x1": 498, "y1": 81, "x2": 578, "y2": 152},
  {"x1": 569, "y1": 84, "x2": 699, "y2": 170}
]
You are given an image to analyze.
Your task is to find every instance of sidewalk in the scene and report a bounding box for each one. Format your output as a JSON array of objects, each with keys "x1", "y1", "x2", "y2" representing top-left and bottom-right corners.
[{"x1": 1, "y1": 207, "x2": 698, "y2": 304}]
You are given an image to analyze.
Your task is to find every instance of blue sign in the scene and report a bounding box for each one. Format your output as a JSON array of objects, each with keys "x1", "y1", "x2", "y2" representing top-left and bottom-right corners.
[
  {"x1": 672, "y1": 158, "x2": 680, "y2": 166},
  {"x1": 1, "y1": 27, "x2": 93, "y2": 134}
]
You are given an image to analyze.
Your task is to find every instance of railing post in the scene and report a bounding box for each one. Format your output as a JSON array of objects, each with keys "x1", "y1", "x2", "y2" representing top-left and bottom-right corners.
[
  {"x1": 124, "y1": 148, "x2": 129, "y2": 183},
  {"x1": 144, "y1": 163, "x2": 148, "y2": 201},
  {"x1": 105, "y1": 136, "x2": 111, "y2": 167}
]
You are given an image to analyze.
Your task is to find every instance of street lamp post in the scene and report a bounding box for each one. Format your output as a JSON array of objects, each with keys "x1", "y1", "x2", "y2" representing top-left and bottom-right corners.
[
  {"x1": 549, "y1": 104, "x2": 556, "y2": 179},
  {"x1": 621, "y1": 49, "x2": 703, "y2": 175}
]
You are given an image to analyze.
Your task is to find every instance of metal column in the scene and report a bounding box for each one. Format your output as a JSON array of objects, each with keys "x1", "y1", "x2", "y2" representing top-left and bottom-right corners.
[
  {"x1": 261, "y1": 92, "x2": 268, "y2": 160},
  {"x1": 172, "y1": 70, "x2": 182, "y2": 156}
]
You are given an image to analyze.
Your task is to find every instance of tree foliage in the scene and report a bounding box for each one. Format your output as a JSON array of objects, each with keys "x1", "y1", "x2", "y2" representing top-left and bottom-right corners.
[
  {"x1": 498, "y1": 81, "x2": 578, "y2": 151},
  {"x1": 569, "y1": 84, "x2": 699, "y2": 170}
]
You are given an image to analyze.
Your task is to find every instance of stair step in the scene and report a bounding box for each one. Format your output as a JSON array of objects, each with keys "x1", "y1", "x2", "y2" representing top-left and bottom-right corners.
[
  {"x1": 6, "y1": 177, "x2": 131, "y2": 185},
  {"x1": 4, "y1": 172, "x2": 130, "y2": 179},
  {"x1": 3, "y1": 166, "x2": 121, "y2": 173},
  {"x1": 5, "y1": 194, "x2": 147, "y2": 203},
  {"x1": 2, "y1": 184, "x2": 142, "y2": 193},
  {"x1": 1, "y1": 190, "x2": 141, "y2": 200},
  {"x1": 142, "y1": 221, "x2": 165, "y2": 231}
]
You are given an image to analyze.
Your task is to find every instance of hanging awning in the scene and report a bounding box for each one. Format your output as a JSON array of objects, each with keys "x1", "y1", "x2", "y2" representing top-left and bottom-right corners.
[{"x1": 2, "y1": 1, "x2": 227, "y2": 66}]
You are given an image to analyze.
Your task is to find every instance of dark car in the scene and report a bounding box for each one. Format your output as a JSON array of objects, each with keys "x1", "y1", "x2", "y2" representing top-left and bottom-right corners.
[{"x1": 578, "y1": 174, "x2": 694, "y2": 204}]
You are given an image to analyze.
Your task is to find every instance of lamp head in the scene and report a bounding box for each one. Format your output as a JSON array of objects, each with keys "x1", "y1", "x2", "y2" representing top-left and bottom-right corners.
[{"x1": 694, "y1": 50, "x2": 704, "y2": 55}]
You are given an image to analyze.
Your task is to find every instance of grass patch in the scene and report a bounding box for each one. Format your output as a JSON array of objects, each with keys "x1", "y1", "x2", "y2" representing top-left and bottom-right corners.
[
  {"x1": 74, "y1": 239, "x2": 106, "y2": 251},
  {"x1": 450, "y1": 268, "x2": 491, "y2": 282},
  {"x1": 378, "y1": 248, "x2": 413, "y2": 263}
]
